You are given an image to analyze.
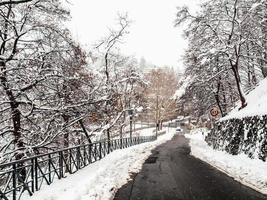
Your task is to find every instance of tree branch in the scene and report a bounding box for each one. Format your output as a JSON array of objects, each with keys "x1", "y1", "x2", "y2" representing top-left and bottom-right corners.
[{"x1": 0, "y1": 0, "x2": 33, "y2": 6}]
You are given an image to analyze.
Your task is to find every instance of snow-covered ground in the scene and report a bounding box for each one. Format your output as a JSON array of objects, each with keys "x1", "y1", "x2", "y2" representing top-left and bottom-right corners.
[
  {"x1": 124, "y1": 122, "x2": 152, "y2": 130},
  {"x1": 222, "y1": 78, "x2": 267, "y2": 120},
  {"x1": 134, "y1": 127, "x2": 156, "y2": 136},
  {"x1": 123, "y1": 127, "x2": 156, "y2": 138},
  {"x1": 185, "y1": 130, "x2": 267, "y2": 195},
  {"x1": 25, "y1": 128, "x2": 176, "y2": 200}
]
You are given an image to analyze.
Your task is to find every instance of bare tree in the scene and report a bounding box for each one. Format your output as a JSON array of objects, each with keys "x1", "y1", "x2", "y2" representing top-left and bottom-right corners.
[{"x1": 143, "y1": 68, "x2": 178, "y2": 129}]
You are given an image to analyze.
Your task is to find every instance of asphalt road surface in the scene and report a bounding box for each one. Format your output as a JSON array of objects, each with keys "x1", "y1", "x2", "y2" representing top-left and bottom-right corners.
[{"x1": 114, "y1": 134, "x2": 267, "y2": 200}]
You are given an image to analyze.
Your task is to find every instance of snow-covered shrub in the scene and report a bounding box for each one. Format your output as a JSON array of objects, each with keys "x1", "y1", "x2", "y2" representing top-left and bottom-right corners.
[{"x1": 206, "y1": 115, "x2": 267, "y2": 161}]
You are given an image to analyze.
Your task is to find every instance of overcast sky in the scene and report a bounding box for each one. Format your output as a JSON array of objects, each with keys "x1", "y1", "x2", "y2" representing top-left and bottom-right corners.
[{"x1": 67, "y1": 0, "x2": 201, "y2": 70}]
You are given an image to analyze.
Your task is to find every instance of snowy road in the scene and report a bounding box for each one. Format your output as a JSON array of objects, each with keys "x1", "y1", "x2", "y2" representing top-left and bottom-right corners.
[{"x1": 114, "y1": 134, "x2": 267, "y2": 200}]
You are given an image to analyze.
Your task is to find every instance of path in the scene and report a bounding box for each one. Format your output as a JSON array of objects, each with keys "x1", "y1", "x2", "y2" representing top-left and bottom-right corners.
[{"x1": 114, "y1": 134, "x2": 267, "y2": 200}]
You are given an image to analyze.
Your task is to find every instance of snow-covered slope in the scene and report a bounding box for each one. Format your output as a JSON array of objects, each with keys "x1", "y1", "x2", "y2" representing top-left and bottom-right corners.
[{"x1": 223, "y1": 78, "x2": 267, "y2": 120}]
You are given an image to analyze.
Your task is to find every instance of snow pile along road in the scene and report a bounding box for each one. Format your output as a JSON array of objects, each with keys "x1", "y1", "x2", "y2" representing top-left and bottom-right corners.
[
  {"x1": 25, "y1": 128, "x2": 176, "y2": 200},
  {"x1": 185, "y1": 130, "x2": 267, "y2": 195}
]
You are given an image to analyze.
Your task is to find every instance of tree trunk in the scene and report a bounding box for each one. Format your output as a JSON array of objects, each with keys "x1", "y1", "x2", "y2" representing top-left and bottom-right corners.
[
  {"x1": 221, "y1": 83, "x2": 227, "y2": 114},
  {"x1": 214, "y1": 79, "x2": 225, "y2": 117},
  {"x1": 62, "y1": 114, "x2": 70, "y2": 148},
  {"x1": 227, "y1": 79, "x2": 235, "y2": 107},
  {"x1": 231, "y1": 64, "x2": 247, "y2": 109},
  {"x1": 0, "y1": 61, "x2": 25, "y2": 159},
  {"x1": 79, "y1": 119, "x2": 92, "y2": 144},
  {"x1": 246, "y1": 43, "x2": 257, "y2": 87},
  {"x1": 12, "y1": 105, "x2": 24, "y2": 160}
]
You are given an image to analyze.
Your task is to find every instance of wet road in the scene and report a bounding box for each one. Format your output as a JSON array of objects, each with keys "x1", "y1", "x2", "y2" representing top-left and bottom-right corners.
[{"x1": 114, "y1": 134, "x2": 267, "y2": 200}]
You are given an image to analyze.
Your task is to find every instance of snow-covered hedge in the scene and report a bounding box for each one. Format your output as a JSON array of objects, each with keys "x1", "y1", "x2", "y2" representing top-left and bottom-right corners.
[{"x1": 206, "y1": 115, "x2": 267, "y2": 161}]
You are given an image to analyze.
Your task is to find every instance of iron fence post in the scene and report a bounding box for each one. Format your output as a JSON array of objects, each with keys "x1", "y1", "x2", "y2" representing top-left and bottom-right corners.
[
  {"x1": 94, "y1": 143, "x2": 97, "y2": 160},
  {"x1": 108, "y1": 140, "x2": 111, "y2": 154},
  {"x1": 59, "y1": 151, "x2": 63, "y2": 178},
  {"x1": 89, "y1": 144, "x2": 92, "y2": 163},
  {"x1": 77, "y1": 147, "x2": 81, "y2": 170},
  {"x1": 99, "y1": 142, "x2": 102, "y2": 159},
  {"x1": 48, "y1": 154, "x2": 52, "y2": 183},
  {"x1": 68, "y1": 149, "x2": 72, "y2": 174},
  {"x1": 12, "y1": 163, "x2": 16, "y2": 200},
  {"x1": 31, "y1": 158, "x2": 35, "y2": 193},
  {"x1": 34, "y1": 157, "x2": 38, "y2": 191}
]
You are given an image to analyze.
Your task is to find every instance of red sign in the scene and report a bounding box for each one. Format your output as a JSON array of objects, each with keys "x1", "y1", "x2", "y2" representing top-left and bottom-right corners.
[{"x1": 210, "y1": 107, "x2": 219, "y2": 117}]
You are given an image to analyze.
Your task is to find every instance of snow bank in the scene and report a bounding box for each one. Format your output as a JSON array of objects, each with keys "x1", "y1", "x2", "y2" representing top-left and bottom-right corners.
[
  {"x1": 185, "y1": 130, "x2": 267, "y2": 195},
  {"x1": 222, "y1": 78, "x2": 267, "y2": 120},
  {"x1": 189, "y1": 127, "x2": 208, "y2": 135},
  {"x1": 25, "y1": 128, "x2": 176, "y2": 200}
]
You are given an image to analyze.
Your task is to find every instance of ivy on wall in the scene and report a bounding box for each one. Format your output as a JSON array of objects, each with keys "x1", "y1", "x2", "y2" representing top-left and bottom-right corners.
[{"x1": 206, "y1": 115, "x2": 267, "y2": 161}]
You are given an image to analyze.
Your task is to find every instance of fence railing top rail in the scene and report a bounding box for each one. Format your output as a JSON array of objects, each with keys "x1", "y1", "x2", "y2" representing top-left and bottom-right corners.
[{"x1": 0, "y1": 136, "x2": 155, "y2": 168}]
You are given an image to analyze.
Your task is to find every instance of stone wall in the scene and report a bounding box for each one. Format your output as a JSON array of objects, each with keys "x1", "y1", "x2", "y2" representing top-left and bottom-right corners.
[{"x1": 205, "y1": 115, "x2": 267, "y2": 161}]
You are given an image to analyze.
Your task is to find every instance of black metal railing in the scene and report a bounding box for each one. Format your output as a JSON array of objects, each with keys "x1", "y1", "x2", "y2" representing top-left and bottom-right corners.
[{"x1": 0, "y1": 135, "x2": 157, "y2": 200}]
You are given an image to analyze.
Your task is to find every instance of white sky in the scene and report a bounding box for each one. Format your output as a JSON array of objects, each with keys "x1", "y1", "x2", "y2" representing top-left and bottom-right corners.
[{"x1": 67, "y1": 0, "x2": 201, "y2": 70}]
